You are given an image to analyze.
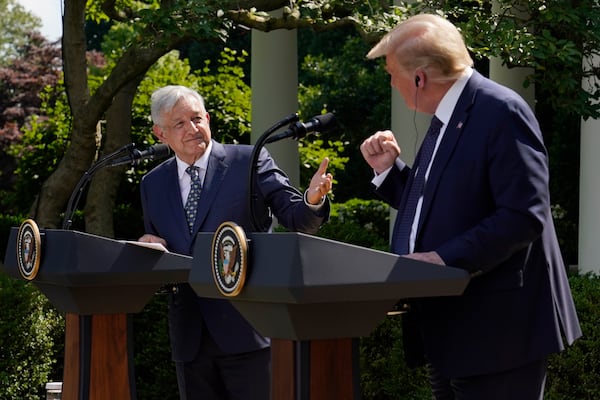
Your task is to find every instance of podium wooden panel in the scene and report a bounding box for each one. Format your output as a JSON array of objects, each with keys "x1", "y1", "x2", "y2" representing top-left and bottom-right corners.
[
  {"x1": 308, "y1": 338, "x2": 357, "y2": 400},
  {"x1": 3, "y1": 228, "x2": 191, "y2": 399},
  {"x1": 62, "y1": 314, "x2": 81, "y2": 399},
  {"x1": 61, "y1": 314, "x2": 133, "y2": 400},
  {"x1": 271, "y1": 339, "x2": 295, "y2": 399},
  {"x1": 271, "y1": 338, "x2": 358, "y2": 400}
]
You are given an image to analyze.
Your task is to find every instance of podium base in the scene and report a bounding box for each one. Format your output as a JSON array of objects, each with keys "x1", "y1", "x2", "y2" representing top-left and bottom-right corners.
[
  {"x1": 272, "y1": 338, "x2": 360, "y2": 400},
  {"x1": 62, "y1": 314, "x2": 135, "y2": 400}
]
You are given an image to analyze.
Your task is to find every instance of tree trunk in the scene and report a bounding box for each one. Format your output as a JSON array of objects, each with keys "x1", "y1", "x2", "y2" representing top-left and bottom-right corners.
[
  {"x1": 31, "y1": 0, "x2": 95, "y2": 229},
  {"x1": 84, "y1": 77, "x2": 143, "y2": 238},
  {"x1": 31, "y1": 1, "x2": 179, "y2": 229}
]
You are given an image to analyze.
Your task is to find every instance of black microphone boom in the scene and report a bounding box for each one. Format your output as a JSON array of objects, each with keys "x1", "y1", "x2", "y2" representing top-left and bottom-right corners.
[
  {"x1": 247, "y1": 112, "x2": 335, "y2": 231},
  {"x1": 107, "y1": 143, "x2": 171, "y2": 167},
  {"x1": 62, "y1": 143, "x2": 172, "y2": 229},
  {"x1": 265, "y1": 112, "x2": 336, "y2": 144}
]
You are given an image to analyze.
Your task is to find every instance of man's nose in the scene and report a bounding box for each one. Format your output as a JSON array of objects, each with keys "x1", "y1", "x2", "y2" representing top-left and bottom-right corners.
[{"x1": 187, "y1": 119, "x2": 199, "y2": 132}]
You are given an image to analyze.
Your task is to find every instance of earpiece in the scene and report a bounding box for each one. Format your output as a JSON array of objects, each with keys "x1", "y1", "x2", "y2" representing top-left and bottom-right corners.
[{"x1": 415, "y1": 76, "x2": 421, "y2": 87}]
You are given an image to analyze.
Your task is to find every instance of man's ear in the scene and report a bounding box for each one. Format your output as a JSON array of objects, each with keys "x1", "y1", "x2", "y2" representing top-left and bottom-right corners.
[
  {"x1": 152, "y1": 125, "x2": 166, "y2": 143},
  {"x1": 414, "y1": 69, "x2": 424, "y2": 88}
]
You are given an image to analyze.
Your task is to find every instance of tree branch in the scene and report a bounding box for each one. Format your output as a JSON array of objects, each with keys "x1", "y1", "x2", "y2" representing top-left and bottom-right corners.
[{"x1": 226, "y1": 9, "x2": 382, "y2": 44}]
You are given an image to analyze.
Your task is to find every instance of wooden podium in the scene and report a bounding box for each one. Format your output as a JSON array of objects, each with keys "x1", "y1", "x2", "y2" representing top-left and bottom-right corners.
[
  {"x1": 190, "y1": 232, "x2": 471, "y2": 400},
  {"x1": 2, "y1": 228, "x2": 191, "y2": 400}
]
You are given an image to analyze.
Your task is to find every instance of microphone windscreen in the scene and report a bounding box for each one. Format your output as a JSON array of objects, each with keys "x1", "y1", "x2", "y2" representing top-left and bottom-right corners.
[
  {"x1": 314, "y1": 112, "x2": 336, "y2": 130},
  {"x1": 152, "y1": 144, "x2": 171, "y2": 158}
]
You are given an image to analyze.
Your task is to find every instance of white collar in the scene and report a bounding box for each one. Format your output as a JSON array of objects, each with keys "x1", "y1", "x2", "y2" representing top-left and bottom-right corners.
[{"x1": 435, "y1": 68, "x2": 473, "y2": 125}]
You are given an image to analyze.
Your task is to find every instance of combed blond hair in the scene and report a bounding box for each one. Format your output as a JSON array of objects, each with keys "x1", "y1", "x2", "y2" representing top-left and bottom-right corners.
[{"x1": 367, "y1": 14, "x2": 473, "y2": 82}]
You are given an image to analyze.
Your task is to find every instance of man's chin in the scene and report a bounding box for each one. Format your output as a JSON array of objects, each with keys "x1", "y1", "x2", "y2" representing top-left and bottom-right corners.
[
  {"x1": 185, "y1": 139, "x2": 207, "y2": 150},
  {"x1": 186, "y1": 142, "x2": 207, "y2": 159},
  {"x1": 195, "y1": 142, "x2": 208, "y2": 153}
]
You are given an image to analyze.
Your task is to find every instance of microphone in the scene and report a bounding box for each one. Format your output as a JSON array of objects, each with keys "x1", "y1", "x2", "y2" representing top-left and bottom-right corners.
[
  {"x1": 265, "y1": 113, "x2": 336, "y2": 144},
  {"x1": 62, "y1": 143, "x2": 171, "y2": 229},
  {"x1": 107, "y1": 143, "x2": 171, "y2": 167}
]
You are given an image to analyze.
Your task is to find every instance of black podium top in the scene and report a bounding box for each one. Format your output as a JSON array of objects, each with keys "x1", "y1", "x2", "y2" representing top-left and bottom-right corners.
[
  {"x1": 3, "y1": 226, "x2": 470, "y2": 338},
  {"x1": 3, "y1": 228, "x2": 191, "y2": 314},
  {"x1": 190, "y1": 232, "x2": 470, "y2": 340}
]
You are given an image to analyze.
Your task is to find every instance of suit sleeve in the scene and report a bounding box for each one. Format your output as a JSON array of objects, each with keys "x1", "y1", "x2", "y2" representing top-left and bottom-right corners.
[
  {"x1": 140, "y1": 176, "x2": 157, "y2": 236},
  {"x1": 255, "y1": 147, "x2": 329, "y2": 234},
  {"x1": 376, "y1": 158, "x2": 411, "y2": 209}
]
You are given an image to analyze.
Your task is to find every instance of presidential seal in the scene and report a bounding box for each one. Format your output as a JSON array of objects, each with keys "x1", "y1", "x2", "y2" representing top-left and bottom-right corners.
[
  {"x1": 211, "y1": 222, "x2": 248, "y2": 297},
  {"x1": 16, "y1": 219, "x2": 42, "y2": 281}
]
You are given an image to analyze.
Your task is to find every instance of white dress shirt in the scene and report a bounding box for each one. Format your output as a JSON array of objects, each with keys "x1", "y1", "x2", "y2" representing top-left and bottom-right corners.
[
  {"x1": 176, "y1": 141, "x2": 212, "y2": 206},
  {"x1": 374, "y1": 68, "x2": 473, "y2": 252}
]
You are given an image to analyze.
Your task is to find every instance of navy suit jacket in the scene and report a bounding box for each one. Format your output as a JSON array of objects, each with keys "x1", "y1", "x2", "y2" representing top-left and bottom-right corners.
[
  {"x1": 140, "y1": 140, "x2": 329, "y2": 361},
  {"x1": 377, "y1": 70, "x2": 581, "y2": 377}
]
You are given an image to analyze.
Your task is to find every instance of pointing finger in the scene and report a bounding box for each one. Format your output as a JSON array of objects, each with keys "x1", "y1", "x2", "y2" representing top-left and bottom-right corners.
[{"x1": 318, "y1": 157, "x2": 329, "y2": 175}]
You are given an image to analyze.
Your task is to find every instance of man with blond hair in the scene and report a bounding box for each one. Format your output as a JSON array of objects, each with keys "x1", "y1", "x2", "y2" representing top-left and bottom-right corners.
[{"x1": 361, "y1": 14, "x2": 581, "y2": 399}]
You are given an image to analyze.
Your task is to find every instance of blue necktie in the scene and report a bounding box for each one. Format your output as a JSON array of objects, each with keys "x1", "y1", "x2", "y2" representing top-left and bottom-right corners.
[
  {"x1": 394, "y1": 115, "x2": 443, "y2": 255},
  {"x1": 184, "y1": 165, "x2": 202, "y2": 233}
]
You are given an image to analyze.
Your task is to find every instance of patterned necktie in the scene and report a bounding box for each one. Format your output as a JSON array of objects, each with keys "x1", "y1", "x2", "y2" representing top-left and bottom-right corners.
[
  {"x1": 394, "y1": 115, "x2": 443, "y2": 255},
  {"x1": 184, "y1": 165, "x2": 202, "y2": 233}
]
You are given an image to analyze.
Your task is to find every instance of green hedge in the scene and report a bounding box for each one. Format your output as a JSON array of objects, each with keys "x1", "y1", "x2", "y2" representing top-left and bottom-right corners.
[
  {"x1": 545, "y1": 272, "x2": 600, "y2": 400},
  {"x1": 316, "y1": 198, "x2": 391, "y2": 251},
  {"x1": 132, "y1": 295, "x2": 179, "y2": 399},
  {"x1": 0, "y1": 214, "x2": 65, "y2": 399},
  {"x1": 0, "y1": 271, "x2": 64, "y2": 400}
]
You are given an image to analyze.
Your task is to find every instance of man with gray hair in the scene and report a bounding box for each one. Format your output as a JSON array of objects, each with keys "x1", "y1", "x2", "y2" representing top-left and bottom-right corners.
[{"x1": 139, "y1": 85, "x2": 332, "y2": 399}]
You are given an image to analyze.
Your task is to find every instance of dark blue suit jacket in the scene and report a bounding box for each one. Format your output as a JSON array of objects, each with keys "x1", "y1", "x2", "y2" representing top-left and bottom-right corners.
[
  {"x1": 140, "y1": 140, "x2": 329, "y2": 362},
  {"x1": 377, "y1": 71, "x2": 581, "y2": 377}
]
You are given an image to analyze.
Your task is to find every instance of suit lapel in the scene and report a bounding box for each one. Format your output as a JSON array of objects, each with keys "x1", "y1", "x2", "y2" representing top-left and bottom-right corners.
[
  {"x1": 417, "y1": 72, "x2": 481, "y2": 234},
  {"x1": 162, "y1": 159, "x2": 191, "y2": 239}
]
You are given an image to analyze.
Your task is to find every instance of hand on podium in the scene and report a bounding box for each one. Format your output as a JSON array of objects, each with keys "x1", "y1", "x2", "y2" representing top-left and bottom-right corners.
[{"x1": 134, "y1": 234, "x2": 169, "y2": 252}]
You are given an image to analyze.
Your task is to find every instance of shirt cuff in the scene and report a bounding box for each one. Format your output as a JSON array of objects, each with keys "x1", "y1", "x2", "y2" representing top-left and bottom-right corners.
[
  {"x1": 303, "y1": 189, "x2": 326, "y2": 210},
  {"x1": 371, "y1": 166, "x2": 393, "y2": 188}
]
